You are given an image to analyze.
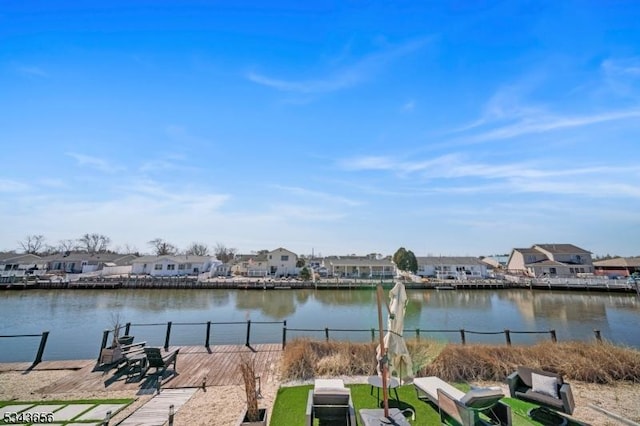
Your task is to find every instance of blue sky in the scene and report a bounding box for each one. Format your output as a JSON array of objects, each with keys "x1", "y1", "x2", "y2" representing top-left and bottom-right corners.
[{"x1": 2, "y1": 1, "x2": 640, "y2": 257}]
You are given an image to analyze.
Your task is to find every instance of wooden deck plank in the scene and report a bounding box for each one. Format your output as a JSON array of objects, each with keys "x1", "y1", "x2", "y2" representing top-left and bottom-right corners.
[{"x1": 22, "y1": 344, "x2": 282, "y2": 394}]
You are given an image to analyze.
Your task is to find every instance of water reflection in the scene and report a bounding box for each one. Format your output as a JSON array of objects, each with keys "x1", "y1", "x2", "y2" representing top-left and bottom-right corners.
[{"x1": 0, "y1": 288, "x2": 639, "y2": 362}]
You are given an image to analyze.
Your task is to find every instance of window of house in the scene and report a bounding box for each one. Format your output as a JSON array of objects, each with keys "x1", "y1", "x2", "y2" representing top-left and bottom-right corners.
[
  {"x1": 154, "y1": 264, "x2": 162, "y2": 270},
  {"x1": 570, "y1": 268, "x2": 574, "y2": 273},
  {"x1": 143, "y1": 264, "x2": 147, "y2": 269},
  {"x1": 167, "y1": 264, "x2": 175, "y2": 270},
  {"x1": 185, "y1": 263, "x2": 191, "y2": 269},
  {"x1": 178, "y1": 264, "x2": 185, "y2": 270},
  {"x1": 281, "y1": 255, "x2": 289, "y2": 261}
]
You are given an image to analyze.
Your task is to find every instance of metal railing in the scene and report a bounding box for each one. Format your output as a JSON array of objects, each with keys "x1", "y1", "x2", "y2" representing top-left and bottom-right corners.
[{"x1": 0, "y1": 331, "x2": 49, "y2": 366}]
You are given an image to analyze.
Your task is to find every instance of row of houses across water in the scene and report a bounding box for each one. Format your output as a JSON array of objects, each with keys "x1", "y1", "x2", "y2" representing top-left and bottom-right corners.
[{"x1": 1, "y1": 243, "x2": 639, "y2": 282}]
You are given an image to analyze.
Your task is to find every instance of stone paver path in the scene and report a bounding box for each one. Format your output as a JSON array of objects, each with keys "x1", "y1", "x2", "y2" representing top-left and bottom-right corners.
[{"x1": 0, "y1": 401, "x2": 130, "y2": 425}]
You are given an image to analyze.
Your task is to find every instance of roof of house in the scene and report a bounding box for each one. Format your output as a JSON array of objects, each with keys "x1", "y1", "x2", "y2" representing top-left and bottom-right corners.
[
  {"x1": 132, "y1": 255, "x2": 214, "y2": 264},
  {"x1": 416, "y1": 256, "x2": 485, "y2": 265},
  {"x1": 593, "y1": 257, "x2": 640, "y2": 268},
  {"x1": 41, "y1": 252, "x2": 125, "y2": 263},
  {"x1": 0, "y1": 253, "x2": 45, "y2": 264},
  {"x1": 234, "y1": 253, "x2": 269, "y2": 263},
  {"x1": 534, "y1": 244, "x2": 591, "y2": 254},
  {"x1": 324, "y1": 257, "x2": 394, "y2": 266}
]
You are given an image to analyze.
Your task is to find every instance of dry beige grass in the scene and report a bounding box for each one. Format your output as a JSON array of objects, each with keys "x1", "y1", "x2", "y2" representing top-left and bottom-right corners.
[{"x1": 422, "y1": 341, "x2": 640, "y2": 383}]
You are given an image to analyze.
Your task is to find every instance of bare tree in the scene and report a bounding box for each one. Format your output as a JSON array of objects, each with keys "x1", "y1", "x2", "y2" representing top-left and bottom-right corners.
[
  {"x1": 214, "y1": 243, "x2": 237, "y2": 263},
  {"x1": 148, "y1": 238, "x2": 178, "y2": 256},
  {"x1": 77, "y1": 233, "x2": 111, "y2": 254},
  {"x1": 19, "y1": 235, "x2": 46, "y2": 254},
  {"x1": 58, "y1": 239, "x2": 78, "y2": 253},
  {"x1": 122, "y1": 244, "x2": 139, "y2": 256},
  {"x1": 185, "y1": 242, "x2": 209, "y2": 256}
]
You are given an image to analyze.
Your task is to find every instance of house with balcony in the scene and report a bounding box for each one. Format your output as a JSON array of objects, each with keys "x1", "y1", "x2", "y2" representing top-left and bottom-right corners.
[
  {"x1": 416, "y1": 256, "x2": 487, "y2": 280},
  {"x1": 230, "y1": 253, "x2": 269, "y2": 277},
  {"x1": 323, "y1": 255, "x2": 395, "y2": 279},
  {"x1": 506, "y1": 244, "x2": 593, "y2": 278}
]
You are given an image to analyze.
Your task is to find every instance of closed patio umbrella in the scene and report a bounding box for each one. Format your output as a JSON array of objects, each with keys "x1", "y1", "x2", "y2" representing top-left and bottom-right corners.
[{"x1": 377, "y1": 280, "x2": 413, "y2": 384}]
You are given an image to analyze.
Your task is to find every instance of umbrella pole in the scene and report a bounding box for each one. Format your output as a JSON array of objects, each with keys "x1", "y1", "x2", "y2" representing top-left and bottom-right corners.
[{"x1": 376, "y1": 284, "x2": 389, "y2": 418}]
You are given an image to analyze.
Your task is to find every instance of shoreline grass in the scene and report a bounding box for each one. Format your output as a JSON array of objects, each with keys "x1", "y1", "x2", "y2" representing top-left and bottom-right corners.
[{"x1": 282, "y1": 338, "x2": 640, "y2": 384}]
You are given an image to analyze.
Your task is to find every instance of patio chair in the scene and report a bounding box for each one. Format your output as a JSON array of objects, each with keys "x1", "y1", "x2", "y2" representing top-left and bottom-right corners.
[
  {"x1": 143, "y1": 347, "x2": 179, "y2": 377},
  {"x1": 507, "y1": 366, "x2": 574, "y2": 415},
  {"x1": 305, "y1": 379, "x2": 356, "y2": 426},
  {"x1": 115, "y1": 341, "x2": 147, "y2": 377},
  {"x1": 414, "y1": 376, "x2": 512, "y2": 426}
]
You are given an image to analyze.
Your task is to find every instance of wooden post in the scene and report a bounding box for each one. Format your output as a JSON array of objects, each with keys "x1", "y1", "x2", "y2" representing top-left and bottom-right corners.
[
  {"x1": 164, "y1": 321, "x2": 172, "y2": 350},
  {"x1": 205, "y1": 321, "x2": 211, "y2": 348},
  {"x1": 550, "y1": 329, "x2": 557, "y2": 343},
  {"x1": 104, "y1": 410, "x2": 112, "y2": 426},
  {"x1": 125, "y1": 322, "x2": 131, "y2": 335},
  {"x1": 376, "y1": 284, "x2": 389, "y2": 418},
  {"x1": 98, "y1": 329, "x2": 110, "y2": 361},
  {"x1": 371, "y1": 328, "x2": 375, "y2": 342},
  {"x1": 32, "y1": 331, "x2": 49, "y2": 366},
  {"x1": 168, "y1": 404, "x2": 175, "y2": 426},
  {"x1": 282, "y1": 321, "x2": 287, "y2": 349},
  {"x1": 505, "y1": 329, "x2": 511, "y2": 346},
  {"x1": 245, "y1": 320, "x2": 251, "y2": 347},
  {"x1": 594, "y1": 329, "x2": 602, "y2": 343},
  {"x1": 325, "y1": 327, "x2": 329, "y2": 342},
  {"x1": 416, "y1": 328, "x2": 420, "y2": 341},
  {"x1": 460, "y1": 329, "x2": 466, "y2": 345}
]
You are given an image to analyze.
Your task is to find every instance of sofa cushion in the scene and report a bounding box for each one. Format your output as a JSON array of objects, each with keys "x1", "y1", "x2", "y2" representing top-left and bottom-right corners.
[
  {"x1": 517, "y1": 366, "x2": 563, "y2": 388},
  {"x1": 531, "y1": 372, "x2": 559, "y2": 399},
  {"x1": 516, "y1": 389, "x2": 564, "y2": 409},
  {"x1": 460, "y1": 388, "x2": 505, "y2": 409}
]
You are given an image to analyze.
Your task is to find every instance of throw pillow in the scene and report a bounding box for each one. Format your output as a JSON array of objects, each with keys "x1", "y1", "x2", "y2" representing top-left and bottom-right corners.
[{"x1": 531, "y1": 372, "x2": 559, "y2": 399}]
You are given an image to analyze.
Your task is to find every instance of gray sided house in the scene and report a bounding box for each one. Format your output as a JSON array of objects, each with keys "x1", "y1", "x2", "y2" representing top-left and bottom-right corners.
[
  {"x1": 131, "y1": 255, "x2": 220, "y2": 277},
  {"x1": 0, "y1": 253, "x2": 48, "y2": 278},
  {"x1": 43, "y1": 252, "x2": 132, "y2": 274},
  {"x1": 506, "y1": 244, "x2": 594, "y2": 278},
  {"x1": 416, "y1": 256, "x2": 487, "y2": 280}
]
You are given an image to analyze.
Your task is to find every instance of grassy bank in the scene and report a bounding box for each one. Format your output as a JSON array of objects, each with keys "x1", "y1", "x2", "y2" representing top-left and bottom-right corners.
[{"x1": 282, "y1": 338, "x2": 640, "y2": 384}]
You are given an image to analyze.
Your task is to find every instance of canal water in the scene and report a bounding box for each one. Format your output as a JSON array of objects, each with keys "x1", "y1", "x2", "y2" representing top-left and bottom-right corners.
[{"x1": 0, "y1": 288, "x2": 638, "y2": 362}]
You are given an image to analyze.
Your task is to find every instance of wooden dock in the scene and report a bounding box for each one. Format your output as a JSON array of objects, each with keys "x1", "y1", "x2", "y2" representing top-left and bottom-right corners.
[{"x1": 16, "y1": 344, "x2": 283, "y2": 395}]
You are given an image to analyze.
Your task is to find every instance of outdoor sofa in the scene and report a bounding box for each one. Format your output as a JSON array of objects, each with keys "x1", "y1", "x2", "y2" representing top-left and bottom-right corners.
[
  {"x1": 414, "y1": 376, "x2": 512, "y2": 426},
  {"x1": 507, "y1": 366, "x2": 575, "y2": 415}
]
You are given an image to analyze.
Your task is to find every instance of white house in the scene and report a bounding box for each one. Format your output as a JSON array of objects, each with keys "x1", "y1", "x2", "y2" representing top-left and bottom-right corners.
[
  {"x1": 131, "y1": 255, "x2": 221, "y2": 277},
  {"x1": 267, "y1": 248, "x2": 299, "y2": 277},
  {"x1": 323, "y1": 256, "x2": 396, "y2": 278},
  {"x1": 230, "y1": 253, "x2": 269, "y2": 277},
  {"x1": 416, "y1": 256, "x2": 487, "y2": 280}
]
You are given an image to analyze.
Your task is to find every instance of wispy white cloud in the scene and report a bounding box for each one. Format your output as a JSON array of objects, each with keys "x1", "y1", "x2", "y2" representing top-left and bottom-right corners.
[
  {"x1": 402, "y1": 100, "x2": 415, "y2": 112},
  {"x1": 0, "y1": 178, "x2": 31, "y2": 192},
  {"x1": 16, "y1": 65, "x2": 48, "y2": 78},
  {"x1": 269, "y1": 184, "x2": 361, "y2": 206},
  {"x1": 66, "y1": 152, "x2": 122, "y2": 174},
  {"x1": 463, "y1": 109, "x2": 640, "y2": 143},
  {"x1": 246, "y1": 37, "x2": 430, "y2": 94},
  {"x1": 338, "y1": 153, "x2": 640, "y2": 198}
]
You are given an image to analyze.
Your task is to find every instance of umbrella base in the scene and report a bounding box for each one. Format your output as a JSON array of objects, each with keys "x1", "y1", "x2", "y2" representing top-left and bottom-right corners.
[{"x1": 359, "y1": 408, "x2": 411, "y2": 426}]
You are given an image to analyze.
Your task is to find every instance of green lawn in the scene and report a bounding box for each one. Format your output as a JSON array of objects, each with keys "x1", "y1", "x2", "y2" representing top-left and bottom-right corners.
[{"x1": 270, "y1": 383, "x2": 581, "y2": 425}]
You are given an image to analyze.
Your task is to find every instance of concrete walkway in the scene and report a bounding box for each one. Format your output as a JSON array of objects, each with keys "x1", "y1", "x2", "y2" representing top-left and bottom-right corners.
[{"x1": 118, "y1": 388, "x2": 197, "y2": 426}]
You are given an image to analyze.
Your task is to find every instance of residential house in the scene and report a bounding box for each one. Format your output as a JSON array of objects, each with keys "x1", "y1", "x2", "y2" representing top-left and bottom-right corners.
[
  {"x1": 0, "y1": 253, "x2": 48, "y2": 278},
  {"x1": 416, "y1": 256, "x2": 487, "y2": 280},
  {"x1": 267, "y1": 248, "x2": 299, "y2": 277},
  {"x1": 593, "y1": 257, "x2": 640, "y2": 278},
  {"x1": 230, "y1": 253, "x2": 269, "y2": 277},
  {"x1": 43, "y1": 252, "x2": 132, "y2": 274},
  {"x1": 506, "y1": 244, "x2": 594, "y2": 278},
  {"x1": 323, "y1": 256, "x2": 395, "y2": 278},
  {"x1": 131, "y1": 255, "x2": 220, "y2": 277}
]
